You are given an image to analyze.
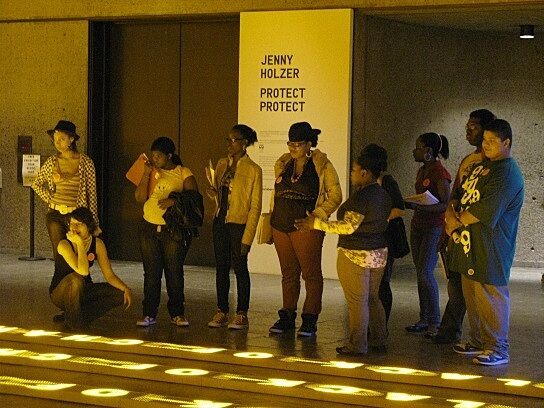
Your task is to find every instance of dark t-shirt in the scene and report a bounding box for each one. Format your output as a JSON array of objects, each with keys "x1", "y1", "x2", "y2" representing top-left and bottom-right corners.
[
  {"x1": 411, "y1": 160, "x2": 451, "y2": 228},
  {"x1": 337, "y1": 183, "x2": 391, "y2": 250},
  {"x1": 447, "y1": 158, "x2": 524, "y2": 285},
  {"x1": 49, "y1": 237, "x2": 95, "y2": 293},
  {"x1": 271, "y1": 159, "x2": 319, "y2": 233}
]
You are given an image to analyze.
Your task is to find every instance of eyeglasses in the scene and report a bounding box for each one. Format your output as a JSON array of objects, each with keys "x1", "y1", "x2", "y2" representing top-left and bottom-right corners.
[
  {"x1": 225, "y1": 137, "x2": 244, "y2": 144},
  {"x1": 286, "y1": 141, "x2": 307, "y2": 148}
]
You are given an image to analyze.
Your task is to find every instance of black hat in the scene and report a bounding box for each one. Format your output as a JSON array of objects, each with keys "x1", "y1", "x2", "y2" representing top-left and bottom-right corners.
[
  {"x1": 288, "y1": 122, "x2": 321, "y2": 144},
  {"x1": 47, "y1": 120, "x2": 80, "y2": 140}
]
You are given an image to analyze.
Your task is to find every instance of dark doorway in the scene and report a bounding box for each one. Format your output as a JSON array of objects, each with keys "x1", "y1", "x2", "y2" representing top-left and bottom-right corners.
[{"x1": 89, "y1": 20, "x2": 239, "y2": 264}]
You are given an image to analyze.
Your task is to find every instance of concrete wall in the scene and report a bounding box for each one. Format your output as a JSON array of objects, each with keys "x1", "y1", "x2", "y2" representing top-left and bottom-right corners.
[
  {"x1": 0, "y1": 21, "x2": 88, "y2": 255},
  {"x1": 355, "y1": 16, "x2": 544, "y2": 266}
]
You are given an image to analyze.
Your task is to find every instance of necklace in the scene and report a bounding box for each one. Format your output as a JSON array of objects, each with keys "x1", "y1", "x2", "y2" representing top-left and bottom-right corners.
[{"x1": 290, "y1": 158, "x2": 308, "y2": 183}]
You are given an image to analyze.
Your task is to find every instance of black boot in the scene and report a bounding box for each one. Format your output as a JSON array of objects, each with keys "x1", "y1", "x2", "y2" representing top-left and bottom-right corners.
[
  {"x1": 297, "y1": 313, "x2": 318, "y2": 337},
  {"x1": 269, "y1": 309, "x2": 296, "y2": 333}
]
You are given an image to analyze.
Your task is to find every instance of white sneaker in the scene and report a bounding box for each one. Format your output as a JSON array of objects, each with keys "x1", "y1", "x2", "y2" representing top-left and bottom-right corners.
[
  {"x1": 171, "y1": 315, "x2": 189, "y2": 327},
  {"x1": 136, "y1": 316, "x2": 156, "y2": 327}
]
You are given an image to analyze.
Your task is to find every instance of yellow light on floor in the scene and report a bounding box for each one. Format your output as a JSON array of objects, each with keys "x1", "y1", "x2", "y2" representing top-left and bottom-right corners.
[
  {"x1": 498, "y1": 378, "x2": 531, "y2": 387},
  {"x1": 446, "y1": 400, "x2": 485, "y2": 408},
  {"x1": 23, "y1": 330, "x2": 61, "y2": 337},
  {"x1": 81, "y1": 388, "x2": 129, "y2": 397},
  {"x1": 28, "y1": 352, "x2": 72, "y2": 361},
  {"x1": 133, "y1": 394, "x2": 232, "y2": 407},
  {"x1": 306, "y1": 384, "x2": 382, "y2": 396},
  {"x1": 366, "y1": 366, "x2": 435, "y2": 376},
  {"x1": 327, "y1": 361, "x2": 364, "y2": 369},
  {"x1": 386, "y1": 392, "x2": 431, "y2": 401},
  {"x1": 260, "y1": 378, "x2": 305, "y2": 387},
  {"x1": 233, "y1": 352, "x2": 274, "y2": 359},
  {"x1": 441, "y1": 373, "x2": 482, "y2": 380},
  {"x1": 0, "y1": 376, "x2": 75, "y2": 391},
  {"x1": 166, "y1": 368, "x2": 209, "y2": 376}
]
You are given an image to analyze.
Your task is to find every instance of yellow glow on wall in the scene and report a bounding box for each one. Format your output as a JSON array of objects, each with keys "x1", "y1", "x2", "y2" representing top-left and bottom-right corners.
[
  {"x1": 441, "y1": 373, "x2": 482, "y2": 380},
  {"x1": 81, "y1": 388, "x2": 130, "y2": 397},
  {"x1": 534, "y1": 383, "x2": 544, "y2": 389},
  {"x1": 260, "y1": 378, "x2": 305, "y2": 387},
  {"x1": 144, "y1": 342, "x2": 226, "y2": 354},
  {"x1": 366, "y1": 366, "x2": 436, "y2": 376},
  {"x1": 446, "y1": 400, "x2": 485, "y2": 408},
  {"x1": 386, "y1": 392, "x2": 431, "y2": 401},
  {"x1": 165, "y1": 368, "x2": 209, "y2": 376},
  {"x1": 0, "y1": 376, "x2": 75, "y2": 391},
  {"x1": 233, "y1": 352, "x2": 274, "y2": 359},
  {"x1": 70, "y1": 356, "x2": 157, "y2": 370},
  {"x1": 498, "y1": 378, "x2": 532, "y2": 387},
  {"x1": 28, "y1": 352, "x2": 72, "y2": 361},
  {"x1": 305, "y1": 384, "x2": 382, "y2": 396}
]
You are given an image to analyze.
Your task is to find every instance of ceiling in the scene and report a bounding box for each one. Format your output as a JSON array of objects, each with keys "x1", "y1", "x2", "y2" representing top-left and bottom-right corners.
[{"x1": 367, "y1": 6, "x2": 544, "y2": 33}]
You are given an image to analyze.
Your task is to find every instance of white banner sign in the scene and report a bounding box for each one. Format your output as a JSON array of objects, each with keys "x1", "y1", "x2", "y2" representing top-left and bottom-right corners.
[
  {"x1": 239, "y1": 9, "x2": 353, "y2": 278},
  {"x1": 22, "y1": 154, "x2": 41, "y2": 187}
]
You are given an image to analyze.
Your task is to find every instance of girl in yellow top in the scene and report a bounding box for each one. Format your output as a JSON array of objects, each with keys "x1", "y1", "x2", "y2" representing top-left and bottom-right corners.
[{"x1": 134, "y1": 136, "x2": 198, "y2": 328}]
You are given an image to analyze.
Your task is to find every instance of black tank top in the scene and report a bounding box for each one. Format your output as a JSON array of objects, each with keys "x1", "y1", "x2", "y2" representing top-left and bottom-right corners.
[{"x1": 49, "y1": 237, "x2": 95, "y2": 293}]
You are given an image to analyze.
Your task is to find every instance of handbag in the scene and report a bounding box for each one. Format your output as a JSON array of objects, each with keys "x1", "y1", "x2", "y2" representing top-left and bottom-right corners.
[
  {"x1": 256, "y1": 213, "x2": 273, "y2": 245},
  {"x1": 386, "y1": 217, "x2": 410, "y2": 259}
]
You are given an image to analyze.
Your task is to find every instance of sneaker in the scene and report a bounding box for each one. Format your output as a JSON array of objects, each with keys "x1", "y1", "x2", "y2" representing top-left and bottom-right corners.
[
  {"x1": 228, "y1": 313, "x2": 249, "y2": 330},
  {"x1": 269, "y1": 309, "x2": 296, "y2": 333},
  {"x1": 405, "y1": 322, "x2": 428, "y2": 333},
  {"x1": 453, "y1": 342, "x2": 483, "y2": 355},
  {"x1": 297, "y1": 313, "x2": 318, "y2": 337},
  {"x1": 208, "y1": 311, "x2": 228, "y2": 328},
  {"x1": 473, "y1": 350, "x2": 509, "y2": 366},
  {"x1": 423, "y1": 326, "x2": 439, "y2": 339},
  {"x1": 171, "y1": 315, "x2": 189, "y2": 327},
  {"x1": 136, "y1": 316, "x2": 157, "y2": 327}
]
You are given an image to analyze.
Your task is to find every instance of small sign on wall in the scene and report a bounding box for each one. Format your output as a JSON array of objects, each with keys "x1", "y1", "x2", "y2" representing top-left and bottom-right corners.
[{"x1": 22, "y1": 154, "x2": 40, "y2": 187}]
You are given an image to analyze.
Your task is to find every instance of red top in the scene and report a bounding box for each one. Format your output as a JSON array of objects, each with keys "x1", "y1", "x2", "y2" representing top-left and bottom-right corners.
[{"x1": 412, "y1": 160, "x2": 451, "y2": 228}]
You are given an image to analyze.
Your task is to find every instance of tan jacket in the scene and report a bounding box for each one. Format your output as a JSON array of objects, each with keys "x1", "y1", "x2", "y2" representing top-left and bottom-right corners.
[
  {"x1": 273, "y1": 149, "x2": 342, "y2": 220},
  {"x1": 214, "y1": 154, "x2": 263, "y2": 246}
]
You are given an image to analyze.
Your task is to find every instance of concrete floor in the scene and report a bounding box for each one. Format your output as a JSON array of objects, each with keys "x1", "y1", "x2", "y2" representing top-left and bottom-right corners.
[{"x1": 0, "y1": 252, "x2": 543, "y2": 406}]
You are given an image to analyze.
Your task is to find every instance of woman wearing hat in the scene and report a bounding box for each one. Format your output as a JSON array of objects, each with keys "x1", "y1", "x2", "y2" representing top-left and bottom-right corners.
[
  {"x1": 32, "y1": 120, "x2": 99, "y2": 258},
  {"x1": 268, "y1": 122, "x2": 342, "y2": 337}
]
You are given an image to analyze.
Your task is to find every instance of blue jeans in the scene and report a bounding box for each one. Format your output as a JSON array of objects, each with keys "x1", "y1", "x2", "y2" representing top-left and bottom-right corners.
[
  {"x1": 213, "y1": 218, "x2": 250, "y2": 313},
  {"x1": 139, "y1": 220, "x2": 191, "y2": 318},
  {"x1": 410, "y1": 225, "x2": 442, "y2": 327}
]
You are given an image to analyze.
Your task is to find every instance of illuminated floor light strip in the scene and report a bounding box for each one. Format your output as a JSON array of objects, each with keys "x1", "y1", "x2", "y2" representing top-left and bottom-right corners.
[
  {"x1": 1, "y1": 324, "x2": 543, "y2": 401},
  {"x1": 0, "y1": 375, "x2": 234, "y2": 407}
]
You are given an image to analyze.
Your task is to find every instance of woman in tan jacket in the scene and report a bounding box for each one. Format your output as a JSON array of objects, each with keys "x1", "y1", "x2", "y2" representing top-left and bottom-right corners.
[
  {"x1": 269, "y1": 122, "x2": 342, "y2": 337},
  {"x1": 207, "y1": 124, "x2": 263, "y2": 330}
]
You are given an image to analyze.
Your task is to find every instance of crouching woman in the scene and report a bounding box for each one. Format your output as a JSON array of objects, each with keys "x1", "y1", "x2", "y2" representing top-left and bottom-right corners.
[{"x1": 50, "y1": 207, "x2": 132, "y2": 329}]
